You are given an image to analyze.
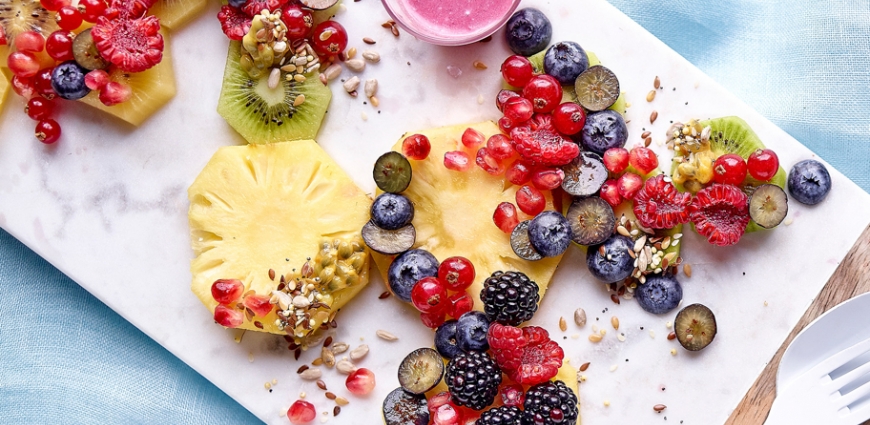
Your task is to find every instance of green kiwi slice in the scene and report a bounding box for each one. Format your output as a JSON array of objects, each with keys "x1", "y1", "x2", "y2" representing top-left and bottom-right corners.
[
  {"x1": 373, "y1": 152, "x2": 412, "y2": 193},
  {"x1": 566, "y1": 197, "x2": 615, "y2": 246},
  {"x1": 674, "y1": 303, "x2": 717, "y2": 351},
  {"x1": 0, "y1": 0, "x2": 56, "y2": 43},
  {"x1": 398, "y1": 348, "x2": 444, "y2": 394},
  {"x1": 72, "y1": 29, "x2": 110, "y2": 71},
  {"x1": 217, "y1": 41, "x2": 332, "y2": 144},
  {"x1": 749, "y1": 184, "x2": 788, "y2": 229}
]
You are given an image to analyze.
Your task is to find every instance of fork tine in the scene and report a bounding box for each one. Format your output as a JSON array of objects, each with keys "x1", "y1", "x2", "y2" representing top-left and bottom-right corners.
[
  {"x1": 827, "y1": 360, "x2": 870, "y2": 393},
  {"x1": 812, "y1": 338, "x2": 870, "y2": 377},
  {"x1": 834, "y1": 379, "x2": 870, "y2": 410},
  {"x1": 845, "y1": 398, "x2": 870, "y2": 423}
]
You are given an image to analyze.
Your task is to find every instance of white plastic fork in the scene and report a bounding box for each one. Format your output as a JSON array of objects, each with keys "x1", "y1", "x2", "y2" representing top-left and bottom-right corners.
[{"x1": 765, "y1": 337, "x2": 870, "y2": 425}]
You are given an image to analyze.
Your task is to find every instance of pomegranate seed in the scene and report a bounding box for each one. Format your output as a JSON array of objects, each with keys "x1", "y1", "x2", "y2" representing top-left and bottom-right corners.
[
  {"x1": 11, "y1": 75, "x2": 37, "y2": 99},
  {"x1": 211, "y1": 279, "x2": 244, "y2": 304},
  {"x1": 599, "y1": 179, "x2": 622, "y2": 207},
  {"x1": 402, "y1": 133, "x2": 431, "y2": 160},
  {"x1": 493, "y1": 202, "x2": 520, "y2": 233},
  {"x1": 475, "y1": 147, "x2": 505, "y2": 175},
  {"x1": 411, "y1": 277, "x2": 448, "y2": 313},
  {"x1": 8, "y1": 51, "x2": 40, "y2": 78},
  {"x1": 486, "y1": 134, "x2": 514, "y2": 160},
  {"x1": 243, "y1": 293, "x2": 273, "y2": 317},
  {"x1": 438, "y1": 256, "x2": 475, "y2": 291},
  {"x1": 747, "y1": 148, "x2": 779, "y2": 181},
  {"x1": 35, "y1": 119, "x2": 61, "y2": 144},
  {"x1": 461, "y1": 127, "x2": 485, "y2": 148},
  {"x1": 40, "y1": 0, "x2": 71, "y2": 11},
  {"x1": 14, "y1": 31, "x2": 45, "y2": 53},
  {"x1": 500, "y1": 55, "x2": 534, "y2": 88},
  {"x1": 506, "y1": 160, "x2": 534, "y2": 185},
  {"x1": 617, "y1": 172, "x2": 644, "y2": 200},
  {"x1": 500, "y1": 384, "x2": 525, "y2": 407},
  {"x1": 46, "y1": 30, "x2": 75, "y2": 61},
  {"x1": 516, "y1": 185, "x2": 546, "y2": 215},
  {"x1": 552, "y1": 102, "x2": 587, "y2": 135},
  {"x1": 428, "y1": 392, "x2": 453, "y2": 411},
  {"x1": 421, "y1": 310, "x2": 447, "y2": 329},
  {"x1": 446, "y1": 292, "x2": 473, "y2": 319},
  {"x1": 444, "y1": 151, "x2": 471, "y2": 171},
  {"x1": 85, "y1": 69, "x2": 109, "y2": 90},
  {"x1": 498, "y1": 116, "x2": 514, "y2": 133},
  {"x1": 531, "y1": 168, "x2": 565, "y2": 190},
  {"x1": 99, "y1": 81, "x2": 132, "y2": 106},
  {"x1": 56, "y1": 6, "x2": 83, "y2": 31},
  {"x1": 346, "y1": 368, "x2": 376, "y2": 395},
  {"x1": 603, "y1": 147, "x2": 630, "y2": 174},
  {"x1": 287, "y1": 400, "x2": 316, "y2": 424},
  {"x1": 25, "y1": 97, "x2": 55, "y2": 121},
  {"x1": 214, "y1": 304, "x2": 244, "y2": 328},
  {"x1": 496, "y1": 89, "x2": 520, "y2": 112},
  {"x1": 502, "y1": 96, "x2": 534, "y2": 124},
  {"x1": 629, "y1": 146, "x2": 658, "y2": 175},
  {"x1": 432, "y1": 403, "x2": 463, "y2": 425},
  {"x1": 33, "y1": 68, "x2": 56, "y2": 100}
]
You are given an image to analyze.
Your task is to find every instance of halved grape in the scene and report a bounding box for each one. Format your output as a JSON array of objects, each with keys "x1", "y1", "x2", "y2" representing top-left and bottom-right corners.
[
  {"x1": 561, "y1": 152, "x2": 608, "y2": 197},
  {"x1": 574, "y1": 65, "x2": 619, "y2": 112},
  {"x1": 566, "y1": 197, "x2": 615, "y2": 246},
  {"x1": 510, "y1": 220, "x2": 542, "y2": 261},
  {"x1": 72, "y1": 29, "x2": 109, "y2": 70},
  {"x1": 674, "y1": 303, "x2": 717, "y2": 351},
  {"x1": 361, "y1": 221, "x2": 415, "y2": 255},
  {"x1": 398, "y1": 348, "x2": 444, "y2": 394},
  {"x1": 749, "y1": 184, "x2": 788, "y2": 229}
]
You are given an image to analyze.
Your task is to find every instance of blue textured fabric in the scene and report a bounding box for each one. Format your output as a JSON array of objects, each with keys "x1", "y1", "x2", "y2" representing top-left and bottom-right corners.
[{"x1": 2, "y1": 1, "x2": 869, "y2": 424}]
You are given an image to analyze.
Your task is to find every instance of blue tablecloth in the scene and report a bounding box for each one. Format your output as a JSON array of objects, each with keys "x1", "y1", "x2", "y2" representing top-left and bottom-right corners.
[{"x1": 2, "y1": 1, "x2": 868, "y2": 423}]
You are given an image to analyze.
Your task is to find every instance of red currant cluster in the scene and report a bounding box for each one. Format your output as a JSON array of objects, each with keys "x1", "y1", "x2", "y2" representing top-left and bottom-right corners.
[{"x1": 410, "y1": 256, "x2": 476, "y2": 329}]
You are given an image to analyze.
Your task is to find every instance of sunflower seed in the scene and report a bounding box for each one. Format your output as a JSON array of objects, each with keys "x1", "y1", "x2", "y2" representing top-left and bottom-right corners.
[
  {"x1": 267, "y1": 68, "x2": 281, "y2": 89},
  {"x1": 350, "y1": 344, "x2": 369, "y2": 361},
  {"x1": 364, "y1": 79, "x2": 378, "y2": 98},
  {"x1": 321, "y1": 347, "x2": 335, "y2": 367},
  {"x1": 300, "y1": 368, "x2": 322, "y2": 380},
  {"x1": 323, "y1": 64, "x2": 342, "y2": 81},
  {"x1": 376, "y1": 330, "x2": 397, "y2": 341},
  {"x1": 634, "y1": 235, "x2": 647, "y2": 253},
  {"x1": 336, "y1": 359, "x2": 356, "y2": 375},
  {"x1": 332, "y1": 342, "x2": 349, "y2": 354},
  {"x1": 343, "y1": 76, "x2": 360, "y2": 93},
  {"x1": 345, "y1": 58, "x2": 366, "y2": 72},
  {"x1": 362, "y1": 50, "x2": 380, "y2": 63}
]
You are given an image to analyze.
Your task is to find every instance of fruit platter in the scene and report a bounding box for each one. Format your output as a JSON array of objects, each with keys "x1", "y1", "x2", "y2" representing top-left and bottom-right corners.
[{"x1": 1, "y1": 0, "x2": 870, "y2": 424}]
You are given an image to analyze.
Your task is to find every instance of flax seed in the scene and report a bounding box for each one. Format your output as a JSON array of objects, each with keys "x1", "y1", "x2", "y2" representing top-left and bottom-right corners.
[
  {"x1": 363, "y1": 37, "x2": 376, "y2": 44},
  {"x1": 654, "y1": 76, "x2": 661, "y2": 89},
  {"x1": 579, "y1": 362, "x2": 590, "y2": 372},
  {"x1": 650, "y1": 111, "x2": 658, "y2": 124}
]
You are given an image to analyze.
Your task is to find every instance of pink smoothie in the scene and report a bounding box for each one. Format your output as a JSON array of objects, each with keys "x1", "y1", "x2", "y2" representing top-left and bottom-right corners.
[{"x1": 399, "y1": 0, "x2": 515, "y2": 38}]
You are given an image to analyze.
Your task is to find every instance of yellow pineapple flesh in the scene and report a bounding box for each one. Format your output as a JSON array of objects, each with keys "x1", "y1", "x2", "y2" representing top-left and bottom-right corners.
[
  {"x1": 78, "y1": 28, "x2": 175, "y2": 126},
  {"x1": 0, "y1": 71, "x2": 9, "y2": 110},
  {"x1": 371, "y1": 121, "x2": 564, "y2": 310},
  {"x1": 188, "y1": 140, "x2": 372, "y2": 337},
  {"x1": 150, "y1": 0, "x2": 208, "y2": 30}
]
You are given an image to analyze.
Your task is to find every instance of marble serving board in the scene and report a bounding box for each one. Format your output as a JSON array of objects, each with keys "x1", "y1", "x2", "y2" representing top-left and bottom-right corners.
[{"x1": 1, "y1": 0, "x2": 868, "y2": 423}]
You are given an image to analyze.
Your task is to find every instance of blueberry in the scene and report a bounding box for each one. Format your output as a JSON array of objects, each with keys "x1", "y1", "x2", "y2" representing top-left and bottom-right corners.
[
  {"x1": 456, "y1": 311, "x2": 490, "y2": 352},
  {"x1": 371, "y1": 193, "x2": 414, "y2": 230},
  {"x1": 527, "y1": 211, "x2": 571, "y2": 258},
  {"x1": 787, "y1": 159, "x2": 831, "y2": 205},
  {"x1": 435, "y1": 320, "x2": 462, "y2": 360},
  {"x1": 387, "y1": 249, "x2": 439, "y2": 302},
  {"x1": 505, "y1": 8, "x2": 552, "y2": 56},
  {"x1": 543, "y1": 41, "x2": 588, "y2": 85},
  {"x1": 51, "y1": 61, "x2": 90, "y2": 100},
  {"x1": 577, "y1": 110, "x2": 628, "y2": 155},
  {"x1": 586, "y1": 234, "x2": 634, "y2": 283},
  {"x1": 635, "y1": 274, "x2": 683, "y2": 314},
  {"x1": 227, "y1": 0, "x2": 247, "y2": 7}
]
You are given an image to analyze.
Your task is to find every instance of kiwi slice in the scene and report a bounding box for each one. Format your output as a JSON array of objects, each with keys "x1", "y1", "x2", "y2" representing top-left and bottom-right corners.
[
  {"x1": 72, "y1": 29, "x2": 110, "y2": 71},
  {"x1": 300, "y1": 0, "x2": 339, "y2": 10},
  {"x1": 566, "y1": 197, "x2": 615, "y2": 246},
  {"x1": 362, "y1": 221, "x2": 415, "y2": 255},
  {"x1": 561, "y1": 151, "x2": 607, "y2": 197},
  {"x1": 373, "y1": 152, "x2": 412, "y2": 193},
  {"x1": 674, "y1": 303, "x2": 717, "y2": 351},
  {"x1": 749, "y1": 184, "x2": 788, "y2": 229},
  {"x1": 574, "y1": 65, "x2": 619, "y2": 112},
  {"x1": 398, "y1": 348, "x2": 444, "y2": 395},
  {"x1": 217, "y1": 41, "x2": 332, "y2": 144},
  {"x1": 510, "y1": 220, "x2": 543, "y2": 261},
  {"x1": 383, "y1": 387, "x2": 430, "y2": 425},
  {"x1": 0, "y1": 0, "x2": 56, "y2": 43}
]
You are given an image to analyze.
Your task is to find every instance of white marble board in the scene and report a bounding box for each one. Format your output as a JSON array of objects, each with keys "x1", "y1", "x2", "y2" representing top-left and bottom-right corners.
[{"x1": 1, "y1": 0, "x2": 868, "y2": 423}]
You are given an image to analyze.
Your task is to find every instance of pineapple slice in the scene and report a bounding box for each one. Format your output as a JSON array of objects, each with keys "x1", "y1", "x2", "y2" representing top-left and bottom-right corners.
[
  {"x1": 78, "y1": 28, "x2": 175, "y2": 126},
  {"x1": 150, "y1": 0, "x2": 208, "y2": 30},
  {"x1": 371, "y1": 122, "x2": 564, "y2": 310},
  {"x1": 0, "y1": 71, "x2": 9, "y2": 110},
  {"x1": 188, "y1": 140, "x2": 372, "y2": 337}
]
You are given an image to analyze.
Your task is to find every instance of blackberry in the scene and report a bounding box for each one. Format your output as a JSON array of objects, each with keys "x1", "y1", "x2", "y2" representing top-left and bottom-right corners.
[
  {"x1": 522, "y1": 380, "x2": 579, "y2": 425},
  {"x1": 445, "y1": 351, "x2": 502, "y2": 410},
  {"x1": 478, "y1": 405, "x2": 523, "y2": 424},
  {"x1": 481, "y1": 271, "x2": 540, "y2": 326}
]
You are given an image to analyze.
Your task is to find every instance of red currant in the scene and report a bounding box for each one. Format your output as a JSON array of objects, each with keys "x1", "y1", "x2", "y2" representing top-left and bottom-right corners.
[
  {"x1": 552, "y1": 102, "x2": 586, "y2": 135},
  {"x1": 444, "y1": 151, "x2": 471, "y2": 171},
  {"x1": 493, "y1": 201, "x2": 519, "y2": 233},
  {"x1": 502, "y1": 96, "x2": 533, "y2": 124},
  {"x1": 287, "y1": 400, "x2": 316, "y2": 424},
  {"x1": 747, "y1": 148, "x2": 779, "y2": 181},
  {"x1": 500, "y1": 55, "x2": 533, "y2": 88},
  {"x1": 516, "y1": 185, "x2": 545, "y2": 215},
  {"x1": 461, "y1": 127, "x2": 485, "y2": 148},
  {"x1": 531, "y1": 168, "x2": 564, "y2": 190},
  {"x1": 603, "y1": 147, "x2": 629, "y2": 174},
  {"x1": 11, "y1": 75, "x2": 36, "y2": 99},
  {"x1": 599, "y1": 179, "x2": 622, "y2": 207},
  {"x1": 411, "y1": 277, "x2": 448, "y2": 313},
  {"x1": 522, "y1": 74, "x2": 562, "y2": 113},
  {"x1": 617, "y1": 172, "x2": 643, "y2": 200},
  {"x1": 213, "y1": 304, "x2": 244, "y2": 328},
  {"x1": 281, "y1": 5, "x2": 313, "y2": 40},
  {"x1": 46, "y1": 30, "x2": 75, "y2": 61},
  {"x1": 35, "y1": 119, "x2": 61, "y2": 144},
  {"x1": 40, "y1": 0, "x2": 71, "y2": 11},
  {"x1": 438, "y1": 256, "x2": 475, "y2": 291},
  {"x1": 346, "y1": 368, "x2": 376, "y2": 395},
  {"x1": 25, "y1": 97, "x2": 54, "y2": 121},
  {"x1": 33, "y1": 68, "x2": 56, "y2": 100},
  {"x1": 421, "y1": 310, "x2": 447, "y2": 329},
  {"x1": 99, "y1": 81, "x2": 132, "y2": 106},
  {"x1": 447, "y1": 292, "x2": 473, "y2": 319},
  {"x1": 486, "y1": 134, "x2": 514, "y2": 160},
  {"x1": 712, "y1": 153, "x2": 747, "y2": 185},
  {"x1": 77, "y1": 0, "x2": 108, "y2": 22},
  {"x1": 211, "y1": 278, "x2": 244, "y2": 304},
  {"x1": 85, "y1": 69, "x2": 109, "y2": 90},
  {"x1": 497, "y1": 116, "x2": 514, "y2": 133},
  {"x1": 496, "y1": 89, "x2": 520, "y2": 112},
  {"x1": 402, "y1": 133, "x2": 431, "y2": 160},
  {"x1": 310, "y1": 20, "x2": 347, "y2": 58},
  {"x1": 56, "y1": 5, "x2": 83, "y2": 31},
  {"x1": 629, "y1": 146, "x2": 658, "y2": 175},
  {"x1": 475, "y1": 147, "x2": 504, "y2": 175},
  {"x1": 7, "y1": 51, "x2": 40, "y2": 78},
  {"x1": 243, "y1": 293, "x2": 272, "y2": 317},
  {"x1": 14, "y1": 31, "x2": 45, "y2": 53},
  {"x1": 505, "y1": 160, "x2": 534, "y2": 185}
]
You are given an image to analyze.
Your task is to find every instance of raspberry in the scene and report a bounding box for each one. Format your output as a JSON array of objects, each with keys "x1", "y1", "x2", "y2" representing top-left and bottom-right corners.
[
  {"x1": 523, "y1": 381, "x2": 579, "y2": 425},
  {"x1": 510, "y1": 114, "x2": 580, "y2": 166},
  {"x1": 91, "y1": 15, "x2": 163, "y2": 72},
  {"x1": 242, "y1": 0, "x2": 289, "y2": 17},
  {"x1": 487, "y1": 323, "x2": 563, "y2": 385},
  {"x1": 688, "y1": 184, "x2": 750, "y2": 246},
  {"x1": 632, "y1": 175, "x2": 691, "y2": 229},
  {"x1": 107, "y1": 0, "x2": 156, "y2": 18},
  {"x1": 218, "y1": 5, "x2": 252, "y2": 41}
]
